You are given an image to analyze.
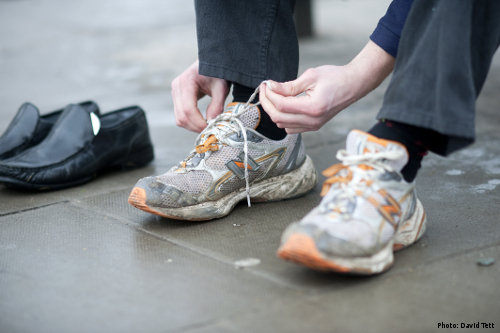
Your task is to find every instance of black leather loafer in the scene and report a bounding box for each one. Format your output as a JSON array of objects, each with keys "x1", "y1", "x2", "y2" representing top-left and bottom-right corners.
[
  {"x1": 0, "y1": 104, "x2": 154, "y2": 190},
  {"x1": 0, "y1": 101, "x2": 99, "y2": 160}
]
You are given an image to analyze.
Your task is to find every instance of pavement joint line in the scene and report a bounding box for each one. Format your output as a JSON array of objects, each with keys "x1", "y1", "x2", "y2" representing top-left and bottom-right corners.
[
  {"x1": 72, "y1": 185, "x2": 136, "y2": 199},
  {"x1": 69, "y1": 200, "x2": 311, "y2": 292},
  {"x1": 163, "y1": 314, "x2": 238, "y2": 333},
  {"x1": 0, "y1": 200, "x2": 69, "y2": 218},
  {"x1": 399, "y1": 240, "x2": 500, "y2": 272},
  {"x1": 0, "y1": 185, "x2": 132, "y2": 217}
]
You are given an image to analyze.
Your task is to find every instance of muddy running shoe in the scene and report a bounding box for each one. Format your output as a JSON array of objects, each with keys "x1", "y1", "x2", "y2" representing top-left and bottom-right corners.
[
  {"x1": 277, "y1": 130, "x2": 427, "y2": 275},
  {"x1": 128, "y1": 101, "x2": 318, "y2": 221}
]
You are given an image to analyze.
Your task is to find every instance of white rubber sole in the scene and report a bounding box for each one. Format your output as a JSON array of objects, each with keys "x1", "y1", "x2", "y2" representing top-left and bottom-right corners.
[
  {"x1": 139, "y1": 155, "x2": 318, "y2": 221},
  {"x1": 277, "y1": 198, "x2": 427, "y2": 275}
]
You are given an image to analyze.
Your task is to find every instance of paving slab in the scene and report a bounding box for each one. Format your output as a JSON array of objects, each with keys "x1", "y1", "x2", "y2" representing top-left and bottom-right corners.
[
  {"x1": 181, "y1": 245, "x2": 500, "y2": 333},
  {"x1": 0, "y1": 203, "x2": 302, "y2": 333}
]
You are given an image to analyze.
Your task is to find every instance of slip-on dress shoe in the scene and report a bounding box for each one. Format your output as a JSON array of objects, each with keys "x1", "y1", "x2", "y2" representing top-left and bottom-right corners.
[
  {"x1": 0, "y1": 101, "x2": 99, "y2": 160},
  {"x1": 0, "y1": 104, "x2": 154, "y2": 190}
]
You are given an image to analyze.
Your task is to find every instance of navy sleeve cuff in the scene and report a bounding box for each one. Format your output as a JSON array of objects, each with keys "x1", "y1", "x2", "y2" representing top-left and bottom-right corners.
[
  {"x1": 370, "y1": 0, "x2": 414, "y2": 58},
  {"x1": 370, "y1": 22, "x2": 400, "y2": 58}
]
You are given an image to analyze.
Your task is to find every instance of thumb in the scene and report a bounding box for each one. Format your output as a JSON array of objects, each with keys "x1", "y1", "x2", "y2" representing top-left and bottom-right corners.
[{"x1": 265, "y1": 75, "x2": 312, "y2": 97}]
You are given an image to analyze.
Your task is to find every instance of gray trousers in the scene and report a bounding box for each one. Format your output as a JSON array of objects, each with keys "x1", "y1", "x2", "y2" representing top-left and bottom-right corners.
[
  {"x1": 379, "y1": 0, "x2": 500, "y2": 155},
  {"x1": 195, "y1": 0, "x2": 500, "y2": 155},
  {"x1": 194, "y1": 0, "x2": 298, "y2": 88}
]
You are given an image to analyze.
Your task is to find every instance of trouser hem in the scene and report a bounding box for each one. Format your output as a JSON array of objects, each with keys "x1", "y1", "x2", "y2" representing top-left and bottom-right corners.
[{"x1": 199, "y1": 62, "x2": 265, "y2": 88}]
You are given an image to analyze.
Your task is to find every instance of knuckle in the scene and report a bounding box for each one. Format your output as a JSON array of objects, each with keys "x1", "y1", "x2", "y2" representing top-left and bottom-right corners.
[
  {"x1": 274, "y1": 100, "x2": 285, "y2": 112},
  {"x1": 311, "y1": 119, "x2": 323, "y2": 131}
]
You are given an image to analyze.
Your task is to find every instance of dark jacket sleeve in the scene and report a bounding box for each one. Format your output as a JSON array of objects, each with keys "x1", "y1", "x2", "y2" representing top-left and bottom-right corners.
[{"x1": 370, "y1": 0, "x2": 414, "y2": 57}]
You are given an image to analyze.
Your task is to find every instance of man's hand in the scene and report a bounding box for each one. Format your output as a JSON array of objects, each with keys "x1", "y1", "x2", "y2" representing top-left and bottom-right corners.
[
  {"x1": 259, "y1": 41, "x2": 396, "y2": 134},
  {"x1": 171, "y1": 60, "x2": 230, "y2": 133}
]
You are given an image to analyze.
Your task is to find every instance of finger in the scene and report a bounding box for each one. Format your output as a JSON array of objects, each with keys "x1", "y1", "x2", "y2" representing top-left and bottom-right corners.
[
  {"x1": 206, "y1": 79, "x2": 229, "y2": 121},
  {"x1": 265, "y1": 87, "x2": 313, "y2": 114},
  {"x1": 275, "y1": 120, "x2": 314, "y2": 129},
  {"x1": 172, "y1": 81, "x2": 207, "y2": 133},
  {"x1": 265, "y1": 74, "x2": 314, "y2": 97},
  {"x1": 173, "y1": 102, "x2": 205, "y2": 133},
  {"x1": 284, "y1": 127, "x2": 311, "y2": 134},
  {"x1": 260, "y1": 84, "x2": 314, "y2": 125}
]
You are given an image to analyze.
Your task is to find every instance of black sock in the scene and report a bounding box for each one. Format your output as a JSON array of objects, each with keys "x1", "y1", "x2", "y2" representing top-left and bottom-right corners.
[
  {"x1": 368, "y1": 120, "x2": 448, "y2": 182},
  {"x1": 231, "y1": 82, "x2": 287, "y2": 140}
]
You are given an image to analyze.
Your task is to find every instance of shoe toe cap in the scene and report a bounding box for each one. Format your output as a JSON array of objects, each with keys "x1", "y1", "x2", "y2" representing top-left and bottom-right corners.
[
  {"x1": 287, "y1": 217, "x2": 383, "y2": 257},
  {"x1": 129, "y1": 176, "x2": 198, "y2": 210}
]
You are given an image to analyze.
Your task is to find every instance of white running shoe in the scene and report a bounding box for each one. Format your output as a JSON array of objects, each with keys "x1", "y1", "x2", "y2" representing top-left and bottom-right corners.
[
  {"x1": 277, "y1": 130, "x2": 426, "y2": 274},
  {"x1": 129, "y1": 101, "x2": 318, "y2": 221}
]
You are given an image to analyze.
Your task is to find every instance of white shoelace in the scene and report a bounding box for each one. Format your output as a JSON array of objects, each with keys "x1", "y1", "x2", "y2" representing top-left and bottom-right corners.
[
  {"x1": 323, "y1": 148, "x2": 404, "y2": 217},
  {"x1": 185, "y1": 81, "x2": 270, "y2": 207}
]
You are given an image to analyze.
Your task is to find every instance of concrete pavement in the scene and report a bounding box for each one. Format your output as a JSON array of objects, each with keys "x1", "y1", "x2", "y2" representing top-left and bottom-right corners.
[{"x1": 1, "y1": 1, "x2": 499, "y2": 332}]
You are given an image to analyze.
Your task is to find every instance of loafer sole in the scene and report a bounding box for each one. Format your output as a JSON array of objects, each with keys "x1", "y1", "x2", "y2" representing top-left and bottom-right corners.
[{"x1": 0, "y1": 147, "x2": 154, "y2": 190}]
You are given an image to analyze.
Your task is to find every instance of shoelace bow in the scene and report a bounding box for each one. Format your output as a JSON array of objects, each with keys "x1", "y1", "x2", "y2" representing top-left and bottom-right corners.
[
  {"x1": 180, "y1": 81, "x2": 271, "y2": 207},
  {"x1": 319, "y1": 148, "x2": 404, "y2": 217}
]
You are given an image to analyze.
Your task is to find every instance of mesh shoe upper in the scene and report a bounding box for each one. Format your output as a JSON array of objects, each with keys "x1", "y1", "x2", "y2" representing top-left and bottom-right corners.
[
  {"x1": 296, "y1": 130, "x2": 416, "y2": 257},
  {"x1": 140, "y1": 102, "x2": 306, "y2": 208}
]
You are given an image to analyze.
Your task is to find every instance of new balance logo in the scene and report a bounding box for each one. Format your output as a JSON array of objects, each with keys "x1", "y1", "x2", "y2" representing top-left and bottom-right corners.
[{"x1": 226, "y1": 152, "x2": 261, "y2": 180}]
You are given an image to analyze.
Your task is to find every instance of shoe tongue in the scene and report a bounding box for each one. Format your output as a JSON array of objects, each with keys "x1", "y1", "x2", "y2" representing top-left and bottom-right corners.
[
  {"x1": 224, "y1": 102, "x2": 261, "y2": 129},
  {"x1": 346, "y1": 129, "x2": 409, "y2": 172}
]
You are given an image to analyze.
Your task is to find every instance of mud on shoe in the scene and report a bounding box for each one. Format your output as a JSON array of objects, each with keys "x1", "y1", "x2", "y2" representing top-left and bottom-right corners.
[
  {"x1": 129, "y1": 100, "x2": 318, "y2": 221},
  {"x1": 277, "y1": 130, "x2": 427, "y2": 275}
]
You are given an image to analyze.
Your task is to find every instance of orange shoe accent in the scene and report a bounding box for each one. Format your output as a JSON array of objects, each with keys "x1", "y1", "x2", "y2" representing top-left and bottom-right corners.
[
  {"x1": 128, "y1": 187, "x2": 158, "y2": 215},
  {"x1": 351, "y1": 129, "x2": 409, "y2": 156},
  {"x1": 392, "y1": 243, "x2": 405, "y2": 251},
  {"x1": 320, "y1": 164, "x2": 352, "y2": 196},
  {"x1": 195, "y1": 134, "x2": 220, "y2": 154},
  {"x1": 277, "y1": 234, "x2": 351, "y2": 273},
  {"x1": 234, "y1": 161, "x2": 252, "y2": 169}
]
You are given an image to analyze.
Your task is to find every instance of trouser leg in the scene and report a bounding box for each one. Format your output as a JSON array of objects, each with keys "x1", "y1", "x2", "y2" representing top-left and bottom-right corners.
[
  {"x1": 194, "y1": 0, "x2": 299, "y2": 88},
  {"x1": 377, "y1": 0, "x2": 500, "y2": 156}
]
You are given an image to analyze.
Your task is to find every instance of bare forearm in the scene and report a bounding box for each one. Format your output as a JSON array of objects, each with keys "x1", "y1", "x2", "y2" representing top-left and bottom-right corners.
[{"x1": 346, "y1": 40, "x2": 396, "y2": 101}]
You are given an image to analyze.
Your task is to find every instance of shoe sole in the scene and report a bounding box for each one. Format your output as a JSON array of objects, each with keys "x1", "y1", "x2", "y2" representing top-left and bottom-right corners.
[
  {"x1": 128, "y1": 155, "x2": 318, "y2": 221},
  {"x1": 276, "y1": 199, "x2": 427, "y2": 275},
  {"x1": 0, "y1": 147, "x2": 154, "y2": 190}
]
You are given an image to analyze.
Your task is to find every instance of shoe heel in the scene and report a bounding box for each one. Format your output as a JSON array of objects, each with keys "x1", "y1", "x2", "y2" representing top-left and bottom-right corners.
[{"x1": 119, "y1": 146, "x2": 155, "y2": 171}]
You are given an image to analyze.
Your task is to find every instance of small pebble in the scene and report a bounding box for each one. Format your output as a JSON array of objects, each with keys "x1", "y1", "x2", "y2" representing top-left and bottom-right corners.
[
  {"x1": 234, "y1": 258, "x2": 261, "y2": 269},
  {"x1": 476, "y1": 258, "x2": 495, "y2": 266}
]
